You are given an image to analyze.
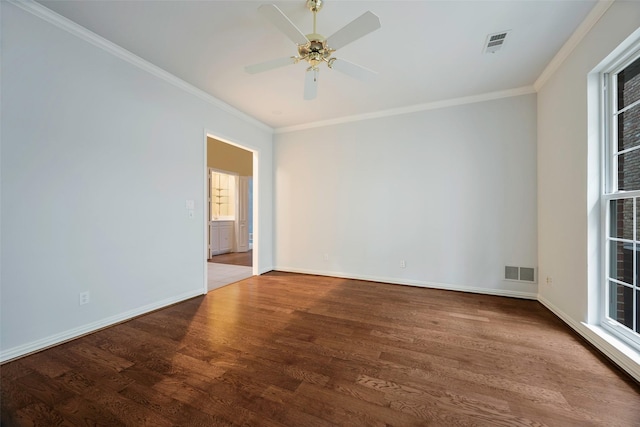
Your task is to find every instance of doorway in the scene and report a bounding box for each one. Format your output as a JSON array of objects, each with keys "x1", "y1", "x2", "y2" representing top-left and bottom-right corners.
[{"x1": 204, "y1": 135, "x2": 257, "y2": 292}]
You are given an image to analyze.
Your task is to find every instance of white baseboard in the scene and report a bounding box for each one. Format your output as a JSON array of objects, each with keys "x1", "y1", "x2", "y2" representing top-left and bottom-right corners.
[
  {"x1": 258, "y1": 266, "x2": 274, "y2": 275},
  {"x1": 273, "y1": 266, "x2": 538, "y2": 300},
  {"x1": 537, "y1": 295, "x2": 640, "y2": 383},
  {"x1": 0, "y1": 289, "x2": 203, "y2": 363}
]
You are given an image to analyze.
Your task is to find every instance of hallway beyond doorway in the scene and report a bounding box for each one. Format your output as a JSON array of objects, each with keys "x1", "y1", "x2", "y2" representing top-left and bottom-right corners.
[
  {"x1": 208, "y1": 250, "x2": 252, "y2": 267},
  {"x1": 207, "y1": 262, "x2": 252, "y2": 291}
]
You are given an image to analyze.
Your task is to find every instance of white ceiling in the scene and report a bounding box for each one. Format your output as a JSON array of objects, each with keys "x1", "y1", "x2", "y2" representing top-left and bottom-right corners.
[{"x1": 37, "y1": 0, "x2": 598, "y2": 129}]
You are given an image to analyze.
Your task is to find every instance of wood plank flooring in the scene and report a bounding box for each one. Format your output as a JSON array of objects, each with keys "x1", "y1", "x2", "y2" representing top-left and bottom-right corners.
[
  {"x1": 2, "y1": 272, "x2": 639, "y2": 426},
  {"x1": 208, "y1": 250, "x2": 253, "y2": 267}
]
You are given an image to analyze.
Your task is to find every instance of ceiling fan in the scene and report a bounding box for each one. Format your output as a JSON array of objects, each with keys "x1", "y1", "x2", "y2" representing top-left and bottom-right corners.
[{"x1": 245, "y1": 0, "x2": 381, "y2": 100}]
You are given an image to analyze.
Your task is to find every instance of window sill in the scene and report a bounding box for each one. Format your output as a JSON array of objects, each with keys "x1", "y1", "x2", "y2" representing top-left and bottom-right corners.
[
  {"x1": 540, "y1": 296, "x2": 640, "y2": 382},
  {"x1": 582, "y1": 322, "x2": 640, "y2": 381}
]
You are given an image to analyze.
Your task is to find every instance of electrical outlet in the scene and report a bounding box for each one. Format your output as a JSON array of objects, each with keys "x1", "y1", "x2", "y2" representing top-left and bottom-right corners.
[
  {"x1": 323, "y1": 254, "x2": 329, "y2": 261},
  {"x1": 79, "y1": 291, "x2": 90, "y2": 305},
  {"x1": 400, "y1": 260, "x2": 406, "y2": 268},
  {"x1": 546, "y1": 277, "x2": 552, "y2": 285}
]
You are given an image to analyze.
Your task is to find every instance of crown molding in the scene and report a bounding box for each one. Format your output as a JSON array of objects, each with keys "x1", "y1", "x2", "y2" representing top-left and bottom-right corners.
[
  {"x1": 7, "y1": 0, "x2": 273, "y2": 133},
  {"x1": 275, "y1": 86, "x2": 536, "y2": 134},
  {"x1": 10, "y1": 0, "x2": 611, "y2": 134},
  {"x1": 534, "y1": 0, "x2": 615, "y2": 91}
]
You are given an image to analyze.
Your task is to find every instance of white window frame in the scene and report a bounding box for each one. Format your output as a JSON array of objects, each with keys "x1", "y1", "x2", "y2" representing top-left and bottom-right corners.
[{"x1": 601, "y1": 44, "x2": 640, "y2": 349}]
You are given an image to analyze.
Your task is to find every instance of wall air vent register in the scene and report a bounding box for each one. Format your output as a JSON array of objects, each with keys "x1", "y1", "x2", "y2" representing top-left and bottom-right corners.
[{"x1": 505, "y1": 266, "x2": 536, "y2": 283}]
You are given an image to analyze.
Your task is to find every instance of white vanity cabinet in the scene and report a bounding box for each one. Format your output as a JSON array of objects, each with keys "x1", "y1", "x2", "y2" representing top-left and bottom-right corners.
[{"x1": 210, "y1": 220, "x2": 234, "y2": 257}]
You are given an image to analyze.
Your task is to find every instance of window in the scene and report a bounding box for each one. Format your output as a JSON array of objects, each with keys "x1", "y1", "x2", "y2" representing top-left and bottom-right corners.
[{"x1": 602, "y1": 48, "x2": 640, "y2": 347}]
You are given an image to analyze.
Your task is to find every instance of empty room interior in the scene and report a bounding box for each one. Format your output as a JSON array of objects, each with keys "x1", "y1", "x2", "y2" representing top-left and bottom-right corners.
[{"x1": 2, "y1": 0, "x2": 640, "y2": 425}]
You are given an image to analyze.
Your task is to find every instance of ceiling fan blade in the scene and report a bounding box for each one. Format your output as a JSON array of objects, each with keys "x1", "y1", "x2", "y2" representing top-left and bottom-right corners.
[
  {"x1": 258, "y1": 4, "x2": 309, "y2": 46},
  {"x1": 245, "y1": 56, "x2": 296, "y2": 74},
  {"x1": 326, "y1": 11, "x2": 381, "y2": 51},
  {"x1": 330, "y1": 59, "x2": 377, "y2": 82},
  {"x1": 304, "y1": 68, "x2": 318, "y2": 100}
]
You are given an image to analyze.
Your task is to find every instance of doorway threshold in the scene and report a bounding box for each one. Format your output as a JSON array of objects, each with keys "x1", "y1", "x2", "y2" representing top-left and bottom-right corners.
[{"x1": 207, "y1": 263, "x2": 252, "y2": 291}]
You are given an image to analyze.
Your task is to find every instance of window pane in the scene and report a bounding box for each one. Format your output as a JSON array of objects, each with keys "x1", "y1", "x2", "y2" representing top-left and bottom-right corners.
[
  {"x1": 610, "y1": 199, "x2": 634, "y2": 240},
  {"x1": 609, "y1": 281, "x2": 634, "y2": 329},
  {"x1": 616, "y1": 149, "x2": 640, "y2": 191},
  {"x1": 637, "y1": 290, "x2": 640, "y2": 333},
  {"x1": 617, "y1": 55, "x2": 640, "y2": 110},
  {"x1": 637, "y1": 198, "x2": 640, "y2": 240},
  {"x1": 637, "y1": 243, "x2": 640, "y2": 286},
  {"x1": 616, "y1": 109, "x2": 640, "y2": 152},
  {"x1": 610, "y1": 240, "x2": 634, "y2": 285}
]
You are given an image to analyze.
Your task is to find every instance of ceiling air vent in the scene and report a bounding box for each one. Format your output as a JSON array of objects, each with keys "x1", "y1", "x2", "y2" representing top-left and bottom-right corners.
[{"x1": 484, "y1": 31, "x2": 511, "y2": 54}]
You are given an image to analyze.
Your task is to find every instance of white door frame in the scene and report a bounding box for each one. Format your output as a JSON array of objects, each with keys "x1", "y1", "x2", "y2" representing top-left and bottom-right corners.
[
  {"x1": 203, "y1": 131, "x2": 258, "y2": 294},
  {"x1": 236, "y1": 175, "x2": 250, "y2": 253}
]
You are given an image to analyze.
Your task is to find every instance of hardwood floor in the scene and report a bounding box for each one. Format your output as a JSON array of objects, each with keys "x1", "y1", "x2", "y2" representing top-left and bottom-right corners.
[
  {"x1": 2, "y1": 272, "x2": 639, "y2": 426},
  {"x1": 208, "y1": 250, "x2": 253, "y2": 267}
]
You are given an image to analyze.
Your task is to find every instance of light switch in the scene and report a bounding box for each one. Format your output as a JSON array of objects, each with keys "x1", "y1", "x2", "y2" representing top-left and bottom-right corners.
[
  {"x1": 185, "y1": 200, "x2": 195, "y2": 210},
  {"x1": 188, "y1": 210, "x2": 194, "y2": 219}
]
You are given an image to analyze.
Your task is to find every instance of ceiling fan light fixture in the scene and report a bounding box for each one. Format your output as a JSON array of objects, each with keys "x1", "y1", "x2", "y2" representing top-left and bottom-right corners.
[{"x1": 297, "y1": 37, "x2": 334, "y2": 68}]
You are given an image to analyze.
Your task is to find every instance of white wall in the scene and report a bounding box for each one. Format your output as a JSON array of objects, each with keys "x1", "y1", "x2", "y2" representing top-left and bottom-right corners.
[
  {"x1": 537, "y1": 1, "x2": 640, "y2": 380},
  {"x1": 0, "y1": 2, "x2": 273, "y2": 361},
  {"x1": 274, "y1": 94, "x2": 537, "y2": 298}
]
